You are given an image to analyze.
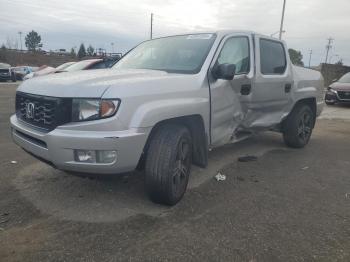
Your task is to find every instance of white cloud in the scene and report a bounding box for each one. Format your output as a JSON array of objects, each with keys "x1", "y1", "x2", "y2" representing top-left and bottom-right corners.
[{"x1": 0, "y1": 0, "x2": 349, "y2": 65}]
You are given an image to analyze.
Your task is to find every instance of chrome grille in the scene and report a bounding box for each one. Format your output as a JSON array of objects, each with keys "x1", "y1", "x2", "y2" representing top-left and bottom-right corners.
[{"x1": 16, "y1": 92, "x2": 71, "y2": 131}]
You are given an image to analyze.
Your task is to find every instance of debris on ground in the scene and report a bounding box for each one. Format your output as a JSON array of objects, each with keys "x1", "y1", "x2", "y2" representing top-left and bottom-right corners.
[
  {"x1": 346, "y1": 193, "x2": 350, "y2": 199},
  {"x1": 214, "y1": 172, "x2": 226, "y2": 181},
  {"x1": 250, "y1": 175, "x2": 259, "y2": 183},
  {"x1": 237, "y1": 176, "x2": 245, "y2": 182},
  {"x1": 238, "y1": 155, "x2": 258, "y2": 162},
  {"x1": 301, "y1": 166, "x2": 309, "y2": 170},
  {"x1": 10, "y1": 160, "x2": 17, "y2": 164}
]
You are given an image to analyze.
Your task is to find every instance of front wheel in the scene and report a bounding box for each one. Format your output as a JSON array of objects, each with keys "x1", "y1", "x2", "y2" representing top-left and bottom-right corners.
[
  {"x1": 145, "y1": 124, "x2": 192, "y2": 206},
  {"x1": 283, "y1": 105, "x2": 315, "y2": 148}
]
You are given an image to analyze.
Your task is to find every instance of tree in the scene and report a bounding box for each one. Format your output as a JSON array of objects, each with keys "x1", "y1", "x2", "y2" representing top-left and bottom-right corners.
[
  {"x1": 1, "y1": 44, "x2": 6, "y2": 50},
  {"x1": 335, "y1": 59, "x2": 343, "y2": 66},
  {"x1": 25, "y1": 30, "x2": 42, "y2": 51},
  {"x1": 288, "y1": 48, "x2": 304, "y2": 66},
  {"x1": 70, "y1": 48, "x2": 76, "y2": 58},
  {"x1": 87, "y1": 45, "x2": 94, "y2": 56},
  {"x1": 77, "y1": 43, "x2": 86, "y2": 59}
]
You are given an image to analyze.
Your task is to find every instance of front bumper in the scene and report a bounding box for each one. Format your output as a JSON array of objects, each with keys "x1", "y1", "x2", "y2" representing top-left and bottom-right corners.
[
  {"x1": 10, "y1": 115, "x2": 150, "y2": 174},
  {"x1": 0, "y1": 74, "x2": 12, "y2": 81}
]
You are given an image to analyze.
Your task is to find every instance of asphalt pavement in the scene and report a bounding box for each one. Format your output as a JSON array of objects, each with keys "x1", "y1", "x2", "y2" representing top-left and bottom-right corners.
[{"x1": 0, "y1": 83, "x2": 349, "y2": 262}]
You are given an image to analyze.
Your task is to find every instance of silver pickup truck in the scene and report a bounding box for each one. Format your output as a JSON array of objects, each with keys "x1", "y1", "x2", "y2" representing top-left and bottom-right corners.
[{"x1": 10, "y1": 31, "x2": 324, "y2": 205}]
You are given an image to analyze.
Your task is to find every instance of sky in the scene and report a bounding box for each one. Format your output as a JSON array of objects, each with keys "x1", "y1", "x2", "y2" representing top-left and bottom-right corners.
[{"x1": 0, "y1": 0, "x2": 350, "y2": 66}]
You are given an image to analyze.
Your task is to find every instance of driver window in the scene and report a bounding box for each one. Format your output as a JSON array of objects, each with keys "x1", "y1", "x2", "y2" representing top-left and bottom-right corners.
[{"x1": 217, "y1": 37, "x2": 250, "y2": 74}]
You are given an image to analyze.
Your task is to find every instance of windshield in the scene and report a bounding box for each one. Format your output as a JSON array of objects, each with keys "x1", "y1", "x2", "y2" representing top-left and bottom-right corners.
[
  {"x1": 113, "y1": 33, "x2": 216, "y2": 74},
  {"x1": 338, "y1": 72, "x2": 350, "y2": 83}
]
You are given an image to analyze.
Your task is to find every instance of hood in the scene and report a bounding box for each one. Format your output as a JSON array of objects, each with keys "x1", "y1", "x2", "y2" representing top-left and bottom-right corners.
[
  {"x1": 17, "y1": 69, "x2": 198, "y2": 98},
  {"x1": 330, "y1": 82, "x2": 350, "y2": 91}
]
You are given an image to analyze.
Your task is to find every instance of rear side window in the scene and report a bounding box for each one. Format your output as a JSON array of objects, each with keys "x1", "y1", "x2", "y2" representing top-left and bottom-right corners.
[{"x1": 260, "y1": 39, "x2": 286, "y2": 75}]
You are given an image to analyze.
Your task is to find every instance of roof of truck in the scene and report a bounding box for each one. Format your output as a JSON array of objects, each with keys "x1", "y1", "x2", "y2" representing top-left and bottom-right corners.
[
  {"x1": 158, "y1": 30, "x2": 277, "y2": 41},
  {"x1": 214, "y1": 30, "x2": 256, "y2": 35},
  {"x1": 192, "y1": 30, "x2": 284, "y2": 42}
]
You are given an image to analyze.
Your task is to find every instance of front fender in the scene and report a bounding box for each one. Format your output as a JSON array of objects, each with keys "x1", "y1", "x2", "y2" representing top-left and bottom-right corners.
[{"x1": 129, "y1": 98, "x2": 209, "y2": 129}]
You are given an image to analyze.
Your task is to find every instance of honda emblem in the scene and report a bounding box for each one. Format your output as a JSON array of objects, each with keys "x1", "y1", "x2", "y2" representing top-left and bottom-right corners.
[{"x1": 26, "y1": 102, "x2": 35, "y2": 119}]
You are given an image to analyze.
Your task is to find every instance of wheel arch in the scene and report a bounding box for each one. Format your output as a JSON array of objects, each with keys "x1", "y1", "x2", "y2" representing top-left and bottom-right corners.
[
  {"x1": 283, "y1": 97, "x2": 317, "y2": 130},
  {"x1": 294, "y1": 97, "x2": 317, "y2": 126},
  {"x1": 138, "y1": 114, "x2": 208, "y2": 170}
]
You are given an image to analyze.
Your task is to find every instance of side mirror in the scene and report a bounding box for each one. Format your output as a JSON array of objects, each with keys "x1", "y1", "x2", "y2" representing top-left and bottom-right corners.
[
  {"x1": 332, "y1": 78, "x2": 338, "y2": 83},
  {"x1": 212, "y1": 63, "x2": 236, "y2": 80}
]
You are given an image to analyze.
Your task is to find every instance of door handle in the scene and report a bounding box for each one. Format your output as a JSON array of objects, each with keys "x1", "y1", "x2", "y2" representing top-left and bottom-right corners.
[
  {"x1": 285, "y1": 83, "x2": 292, "y2": 93},
  {"x1": 240, "y1": 84, "x2": 251, "y2": 95}
]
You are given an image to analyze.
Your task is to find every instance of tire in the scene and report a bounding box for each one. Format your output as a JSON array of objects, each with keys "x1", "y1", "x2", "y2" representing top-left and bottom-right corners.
[
  {"x1": 283, "y1": 105, "x2": 315, "y2": 148},
  {"x1": 145, "y1": 124, "x2": 192, "y2": 205}
]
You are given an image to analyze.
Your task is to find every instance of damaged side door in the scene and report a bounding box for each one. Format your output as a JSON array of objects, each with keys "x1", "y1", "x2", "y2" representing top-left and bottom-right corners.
[
  {"x1": 208, "y1": 34, "x2": 254, "y2": 147},
  {"x1": 239, "y1": 35, "x2": 293, "y2": 129}
]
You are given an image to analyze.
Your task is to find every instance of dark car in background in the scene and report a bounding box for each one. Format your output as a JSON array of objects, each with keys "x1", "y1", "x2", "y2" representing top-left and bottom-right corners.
[
  {"x1": 325, "y1": 72, "x2": 350, "y2": 105},
  {"x1": 0, "y1": 63, "x2": 16, "y2": 82}
]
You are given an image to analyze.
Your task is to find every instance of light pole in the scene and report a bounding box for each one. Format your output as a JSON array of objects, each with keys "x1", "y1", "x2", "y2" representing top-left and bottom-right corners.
[
  {"x1": 279, "y1": 0, "x2": 286, "y2": 40},
  {"x1": 18, "y1": 31, "x2": 23, "y2": 51}
]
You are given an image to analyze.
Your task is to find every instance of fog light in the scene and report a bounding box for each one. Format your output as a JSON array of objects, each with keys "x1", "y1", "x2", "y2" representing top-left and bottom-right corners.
[
  {"x1": 75, "y1": 150, "x2": 96, "y2": 163},
  {"x1": 96, "y1": 150, "x2": 117, "y2": 164}
]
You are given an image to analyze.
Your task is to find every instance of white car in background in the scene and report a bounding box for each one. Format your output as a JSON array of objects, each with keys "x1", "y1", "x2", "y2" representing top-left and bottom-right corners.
[{"x1": 23, "y1": 62, "x2": 76, "y2": 80}]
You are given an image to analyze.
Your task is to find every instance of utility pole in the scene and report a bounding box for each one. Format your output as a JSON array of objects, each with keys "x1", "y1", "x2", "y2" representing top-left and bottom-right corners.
[
  {"x1": 150, "y1": 13, "x2": 153, "y2": 40},
  {"x1": 325, "y1": 37, "x2": 334, "y2": 64},
  {"x1": 308, "y1": 50, "x2": 312, "y2": 67},
  {"x1": 279, "y1": 0, "x2": 286, "y2": 40},
  {"x1": 18, "y1": 31, "x2": 23, "y2": 51}
]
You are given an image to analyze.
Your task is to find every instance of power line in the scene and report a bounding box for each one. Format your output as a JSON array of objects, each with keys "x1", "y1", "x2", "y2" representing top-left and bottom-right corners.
[{"x1": 325, "y1": 37, "x2": 334, "y2": 64}]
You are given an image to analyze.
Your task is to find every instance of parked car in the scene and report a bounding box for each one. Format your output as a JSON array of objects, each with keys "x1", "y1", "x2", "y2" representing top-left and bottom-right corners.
[
  {"x1": 12, "y1": 66, "x2": 33, "y2": 80},
  {"x1": 10, "y1": 31, "x2": 324, "y2": 205},
  {"x1": 59, "y1": 58, "x2": 115, "y2": 72},
  {"x1": 325, "y1": 72, "x2": 350, "y2": 105},
  {"x1": 23, "y1": 62, "x2": 76, "y2": 80},
  {"x1": 0, "y1": 63, "x2": 16, "y2": 82},
  {"x1": 54, "y1": 61, "x2": 76, "y2": 72}
]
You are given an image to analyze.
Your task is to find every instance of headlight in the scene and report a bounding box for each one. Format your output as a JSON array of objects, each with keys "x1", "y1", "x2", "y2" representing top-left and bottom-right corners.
[
  {"x1": 72, "y1": 99, "x2": 120, "y2": 122},
  {"x1": 327, "y1": 87, "x2": 337, "y2": 93}
]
